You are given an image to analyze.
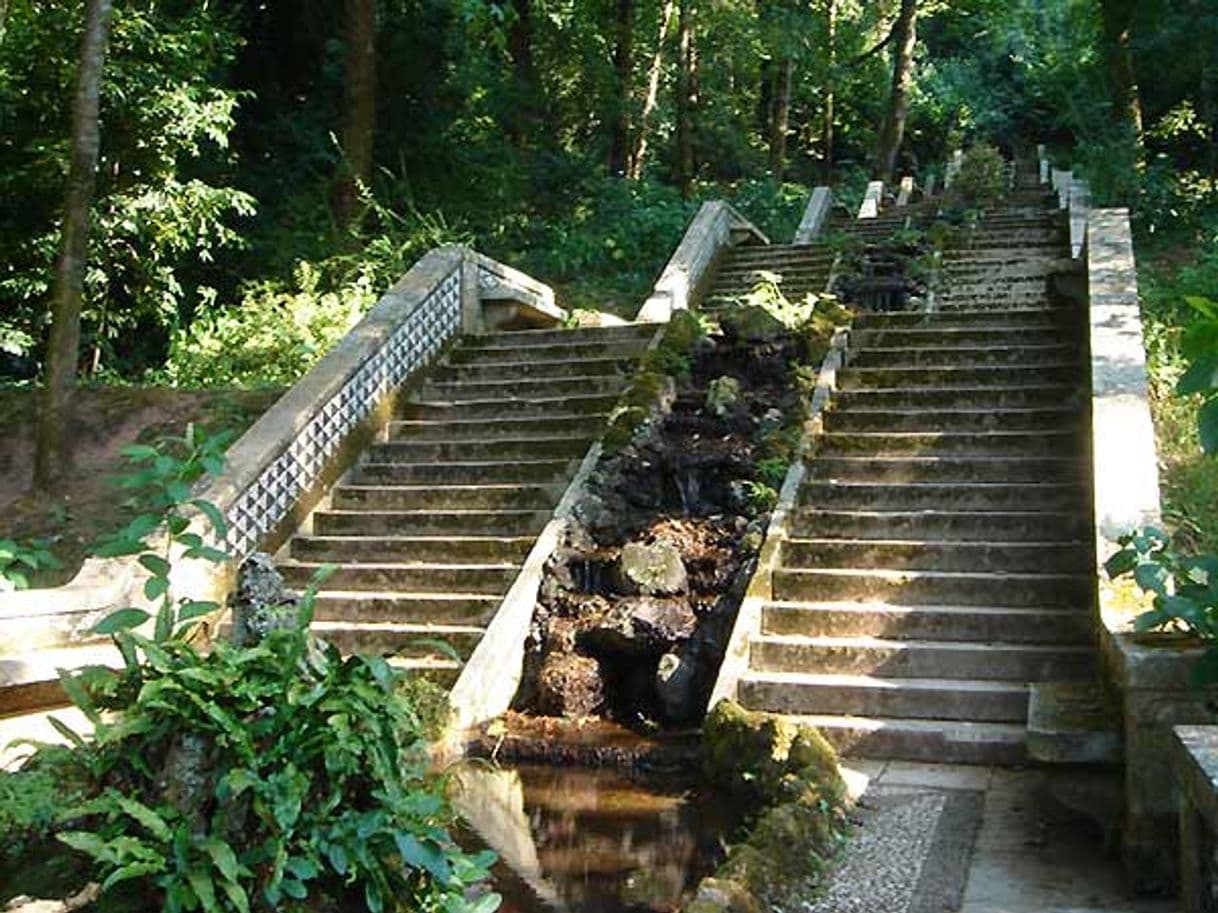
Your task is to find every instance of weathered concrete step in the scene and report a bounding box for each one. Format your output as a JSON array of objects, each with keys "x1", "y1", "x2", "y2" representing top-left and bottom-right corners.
[
  {"x1": 291, "y1": 534, "x2": 534, "y2": 564},
  {"x1": 472, "y1": 324, "x2": 656, "y2": 348},
  {"x1": 772, "y1": 566, "x2": 1093, "y2": 607},
  {"x1": 368, "y1": 435, "x2": 591, "y2": 462},
  {"x1": 353, "y1": 459, "x2": 573, "y2": 486},
  {"x1": 849, "y1": 344, "x2": 1078, "y2": 369},
  {"x1": 852, "y1": 327, "x2": 1065, "y2": 348},
  {"x1": 820, "y1": 429, "x2": 1085, "y2": 458},
  {"x1": 419, "y1": 375, "x2": 628, "y2": 401},
  {"x1": 386, "y1": 656, "x2": 461, "y2": 688},
  {"x1": 750, "y1": 634, "x2": 1096, "y2": 681},
  {"x1": 838, "y1": 363, "x2": 1085, "y2": 390},
  {"x1": 314, "y1": 509, "x2": 549, "y2": 537},
  {"x1": 715, "y1": 264, "x2": 833, "y2": 281},
  {"x1": 723, "y1": 246, "x2": 834, "y2": 263},
  {"x1": 760, "y1": 601, "x2": 1094, "y2": 644},
  {"x1": 312, "y1": 591, "x2": 501, "y2": 626},
  {"x1": 785, "y1": 714, "x2": 1027, "y2": 765},
  {"x1": 782, "y1": 537, "x2": 1092, "y2": 573},
  {"x1": 789, "y1": 508, "x2": 1090, "y2": 542},
  {"x1": 739, "y1": 671, "x2": 1028, "y2": 722},
  {"x1": 332, "y1": 482, "x2": 559, "y2": 511},
  {"x1": 433, "y1": 356, "x2": 636, "y2": 382},
  {"x1": 826, "y1": 405, "x2": 1079, "y2": 434},
  {"x1": 404, "y1": 392, "x2": 619, "y2": 420},
  {"x1": 450, "y1": 340, "x2": 646, "y2": 364},
  {"x1": 799, "y1": 480, "x2": 1087, "y2": 511},
  {"x1": 389, "y1": 414, "x2": 607, "y2": 440},
  {"x1": 852, "y1": 308, "x2": 1072, "y2": 329},
  {"x1": 313, "y1": 621, "x2": 484, "y2": 660},
  {"x1": 936, "y1": 289, "x2": 1053, "y2": 304},
  {"x1": 835, "y1": 385, "x2": 1082, "y2": 411},
  {"x1": 280, "y1": 560, "x2": 520, "y2": 594},
  {"x1": 807, "y1": 454, "x2": 1085, "y2": 483}
]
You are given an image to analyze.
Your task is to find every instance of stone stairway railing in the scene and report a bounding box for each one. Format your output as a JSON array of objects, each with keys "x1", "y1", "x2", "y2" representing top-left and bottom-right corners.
[{"x1": 0, "y1": 245, "x2": 563, "y2": 707}]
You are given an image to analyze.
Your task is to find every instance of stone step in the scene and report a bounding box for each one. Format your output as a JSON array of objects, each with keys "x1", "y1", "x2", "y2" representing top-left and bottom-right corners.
[
  {"x1": 313, "y1": 621, "x2": 484, "y2": 660},
  {"x1": 852, "y1": 307, "x2": 1073, "y2": 329},
  {"x1": 714, "y1": 265, "x2": 833, "y2": 282},
  {"x1": 450, "y1": 340, "x2": 646, "y2": 364},
  {"x1": 367, "y1": 435, "x2": 592, "y2": 462},
  {"x1": 807, "y1": 454, "x2": 1085, "y2": 483},
  {"x1": 785, "y1": 714, "x2": 1027, "y2": 765},
  {"x1": 834, "y1": 385, "x2": 1083, "y2": 411},
  {"x1": 819, "y1": 429, "x2": 1084, "y2": 457},
  {"x1": 849, "y1": 344, "x2": 1079, "y2": 369},
  {"x1": 332, "y1": 482, "x2": 559, "y2": 511},
  {"x1": 781, "y1": 537, "x2": 1091, "y2": 573},
  {"x1": 314, "y1": 509, "x2": 550, "y2": 537},
  {"x1": 404, "y1": 392, "x2": 619, "y2": 420},
  {"x1": 772, "y1": 566, "x2": 1093, "y2": 607},
  {"x1": 312, "y1": 591, "x2": 502, "y2": 626},
  {"x1": 750, "y1": 634, "x2": 1096, "y2": 681},
  {"x1": 825, "y1": 405, "x2": 1079, "y2": 434},
  {"x1": 291, "y1": 534, "x2": 534, "y2": 564},
  {"x1": 789, "y1": 508, "x2": 1090, "y2": 542},
  {"x1": 738, "y1": 671, "x2": 1028, "y2": 722},
  {"x1": 850, "y1": 326, "x2": 1065, "y2": 348},
  {"x1": 419, "y1": 375, "x2": 628, "y2": 401},
  {"x1": 280, "y1": 560, "x2": 520, "y2": 594},
  {"x1": 723, "y1": 247, "x2": 834, "y2": 264},
  {"x1": 798, "y1": 480, "x2": 1086, "y2": 511},
  {"x1": 471, "y1": 324, "x2": 656, "y2": 348},
  {"x1": 433, "y1": 356, "x2": 636, "y2": 382},
  {"x1": 352, "y1": 459, "x2": 574, "y2": 486},
  {"x1": 838, "y1": 363, "x2": 1085, "y2": 390},
  {"x1": 385, "y1": 656, "x2": 462, "y2": 688},
  {"x1": 760, "y1": 601, "x2": 1093, "y2": 644},
  {"x1": 389, "y1": 414, "x2": 607, "y2": 440}
]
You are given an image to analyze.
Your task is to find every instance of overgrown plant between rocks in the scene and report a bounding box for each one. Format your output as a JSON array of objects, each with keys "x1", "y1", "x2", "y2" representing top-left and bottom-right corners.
[{"x1": 512, "y1": 283, "x2": 848, "y2": 730}]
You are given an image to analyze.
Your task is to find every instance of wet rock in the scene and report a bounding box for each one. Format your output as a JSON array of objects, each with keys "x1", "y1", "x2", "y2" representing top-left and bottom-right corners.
[
  {"x1": 720, "y1": 305, "x2": 789, "y2": 343},
  {"x1": 615, "y1": 541, "x2": 688, "y2": 596},
  {"x1": 754, "y1": 407, "x2": 784, "y2": 440},
  {"x1": 580, "y1": 597, "x2": 698, "y2": 657},
  {"x1": 685, "y1": 878, "x2": 761, "y2": 913},
  {"x1": 656, "y1": 650, "x2": 700, "y2": 723},
  {"x1": 536, "y1": 653, "x2": 605, "y2": 718},
  {"x1": 705, "y1": 376, "x2": 742, "y2": 418}
]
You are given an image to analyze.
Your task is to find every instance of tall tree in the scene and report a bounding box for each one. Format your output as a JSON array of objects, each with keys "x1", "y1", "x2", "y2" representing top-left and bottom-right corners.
[
  {"x1": 607, "y1": 0, "x2": 637, "y2": 176},
  {"x1": 334, "y1": 0, "x2": 376, "y2": 228},
  {"x1": 874, "y1": 0, "x2": 918, "y2": 182},
  {"x1": 628, "y1": 0, "x2": 676, "y2": 179},
  {"x1": 33, "y1": 0, "x2": 114, "y2": 493},
  {"x1": 675, "y1": 0, "x2": 698, "y2": 196},
  {"x1": 1097, "y1": 0, "x2": 1143, "y2": 143},
  {"x1": 822, "y1": 0, "x2": 837, "y2": 182},
  {"x1": 769, "y1": 57, "x2": 793, "y2": 181}
]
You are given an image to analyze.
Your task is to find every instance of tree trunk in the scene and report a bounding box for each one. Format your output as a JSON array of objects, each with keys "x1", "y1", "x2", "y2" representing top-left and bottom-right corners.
[
  {"x1": 873, "y1": 0, "x2": 917, "y2": 183},
  {"x1": 822, "y1": 0, "x2": 837, "y2": 182},
  {"x1": 769, "y1": 57, "x2": 793, "y2": 181},
  {"x1": 33, "y1": 0, "x2": 113, "y2": 493},
  {"x1": 675, "y1": 0, "x2": 697, "y2": 196},
  {"x1": 1098, "y1": 0, "x2": 1143, "y2": 142},
  {"x1": 627, "y1": 0, "x2": 676, "y2": 179},
  {"x1": 334, "y1": 0, "x2": 376, "y2": 228},
  {"x1": 502, "y1": 0, "x2": 540, "y2": 144},
  {"x1": 608, "y1": 0, "x2": 636, "y2": 176}
]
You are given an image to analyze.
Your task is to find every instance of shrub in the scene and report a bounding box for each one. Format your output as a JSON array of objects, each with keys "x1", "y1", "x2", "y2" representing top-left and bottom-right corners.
[{"x1": 952, "y1": 144, "x2": 1007, "y2": 205}]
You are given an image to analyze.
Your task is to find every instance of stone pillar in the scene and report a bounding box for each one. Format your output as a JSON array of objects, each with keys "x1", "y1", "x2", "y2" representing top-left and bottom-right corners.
[{"x1": 858, "y1": 181, "x2": 883, "y2": 219}]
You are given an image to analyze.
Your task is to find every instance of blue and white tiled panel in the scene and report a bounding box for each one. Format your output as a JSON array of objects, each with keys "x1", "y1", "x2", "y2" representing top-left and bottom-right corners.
[{"x1": 225, "y1": 268, "x2": 463, "y2": 558}]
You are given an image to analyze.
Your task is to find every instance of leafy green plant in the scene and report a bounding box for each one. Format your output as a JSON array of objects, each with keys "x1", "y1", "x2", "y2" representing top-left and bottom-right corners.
[
  {"x1": 0, "y1": 537, "x2": 60, "y2": 591},
  {"x1": 40, "y1": 427, "x2": 495, "y2": 912},
  {"x1": 754, "y1": 458, "x2": 788, "y2": 491},
  {"x1": 951, "y1": 144, "x2": 1008, "y2": 205},
  {"x1": 1106, "y1": 527, "x2": 1218, "y2": 683},
  {"x1": 741, "y1": 480, "x2": 778, "y2": 515},
  {"x1": 1175, "y1": 296, "x2": 1218, "y2": 455}
]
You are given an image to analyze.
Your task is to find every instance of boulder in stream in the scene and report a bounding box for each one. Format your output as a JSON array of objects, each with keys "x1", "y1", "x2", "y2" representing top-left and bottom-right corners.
[{"x1": 615, "y1": 540, "x2": 689, "y2": 596}]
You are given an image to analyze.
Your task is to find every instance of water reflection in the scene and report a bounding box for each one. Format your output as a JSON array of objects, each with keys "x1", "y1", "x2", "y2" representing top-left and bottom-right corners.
[{"x1": 453, "y1": 764, "x2": 735, "y2": 913}]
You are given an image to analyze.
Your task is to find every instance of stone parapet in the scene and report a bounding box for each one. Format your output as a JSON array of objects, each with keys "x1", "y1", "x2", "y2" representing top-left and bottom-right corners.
[
  {"x1": 636, "y1": 201, "x2": 768, "y2": 323},
  {"x1": 793, "y1": 187, "x2": 833, "y2": 244}
]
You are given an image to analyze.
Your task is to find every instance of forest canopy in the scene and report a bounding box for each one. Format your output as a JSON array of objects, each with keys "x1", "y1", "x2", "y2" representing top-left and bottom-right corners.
[{"x1": 0, "y1": 0, "x2": 1214, "y2": 387}]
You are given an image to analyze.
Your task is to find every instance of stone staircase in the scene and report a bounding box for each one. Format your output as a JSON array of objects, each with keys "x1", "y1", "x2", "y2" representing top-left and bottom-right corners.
[
  {"x1": 729, "y1": 188, "x2": 1097, "y2": 764},
  {"x1": 276, "y1": 323, "x2": 656, "y2": 683},
  {"x1": 704, "y1": 243, "x2": 836, "y2": 314}
]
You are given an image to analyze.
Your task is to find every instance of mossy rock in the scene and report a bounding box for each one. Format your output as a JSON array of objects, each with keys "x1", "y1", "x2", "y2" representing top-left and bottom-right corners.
[
  {"x1": 719, "y1": 800, "x2": 837, "y2": 897},
  {"x1": 685, "y1": 878, "x2": 762, "y2": 913},
  {"x1": 703, "y1": 699, "x2": 845, "y2": 806}
]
